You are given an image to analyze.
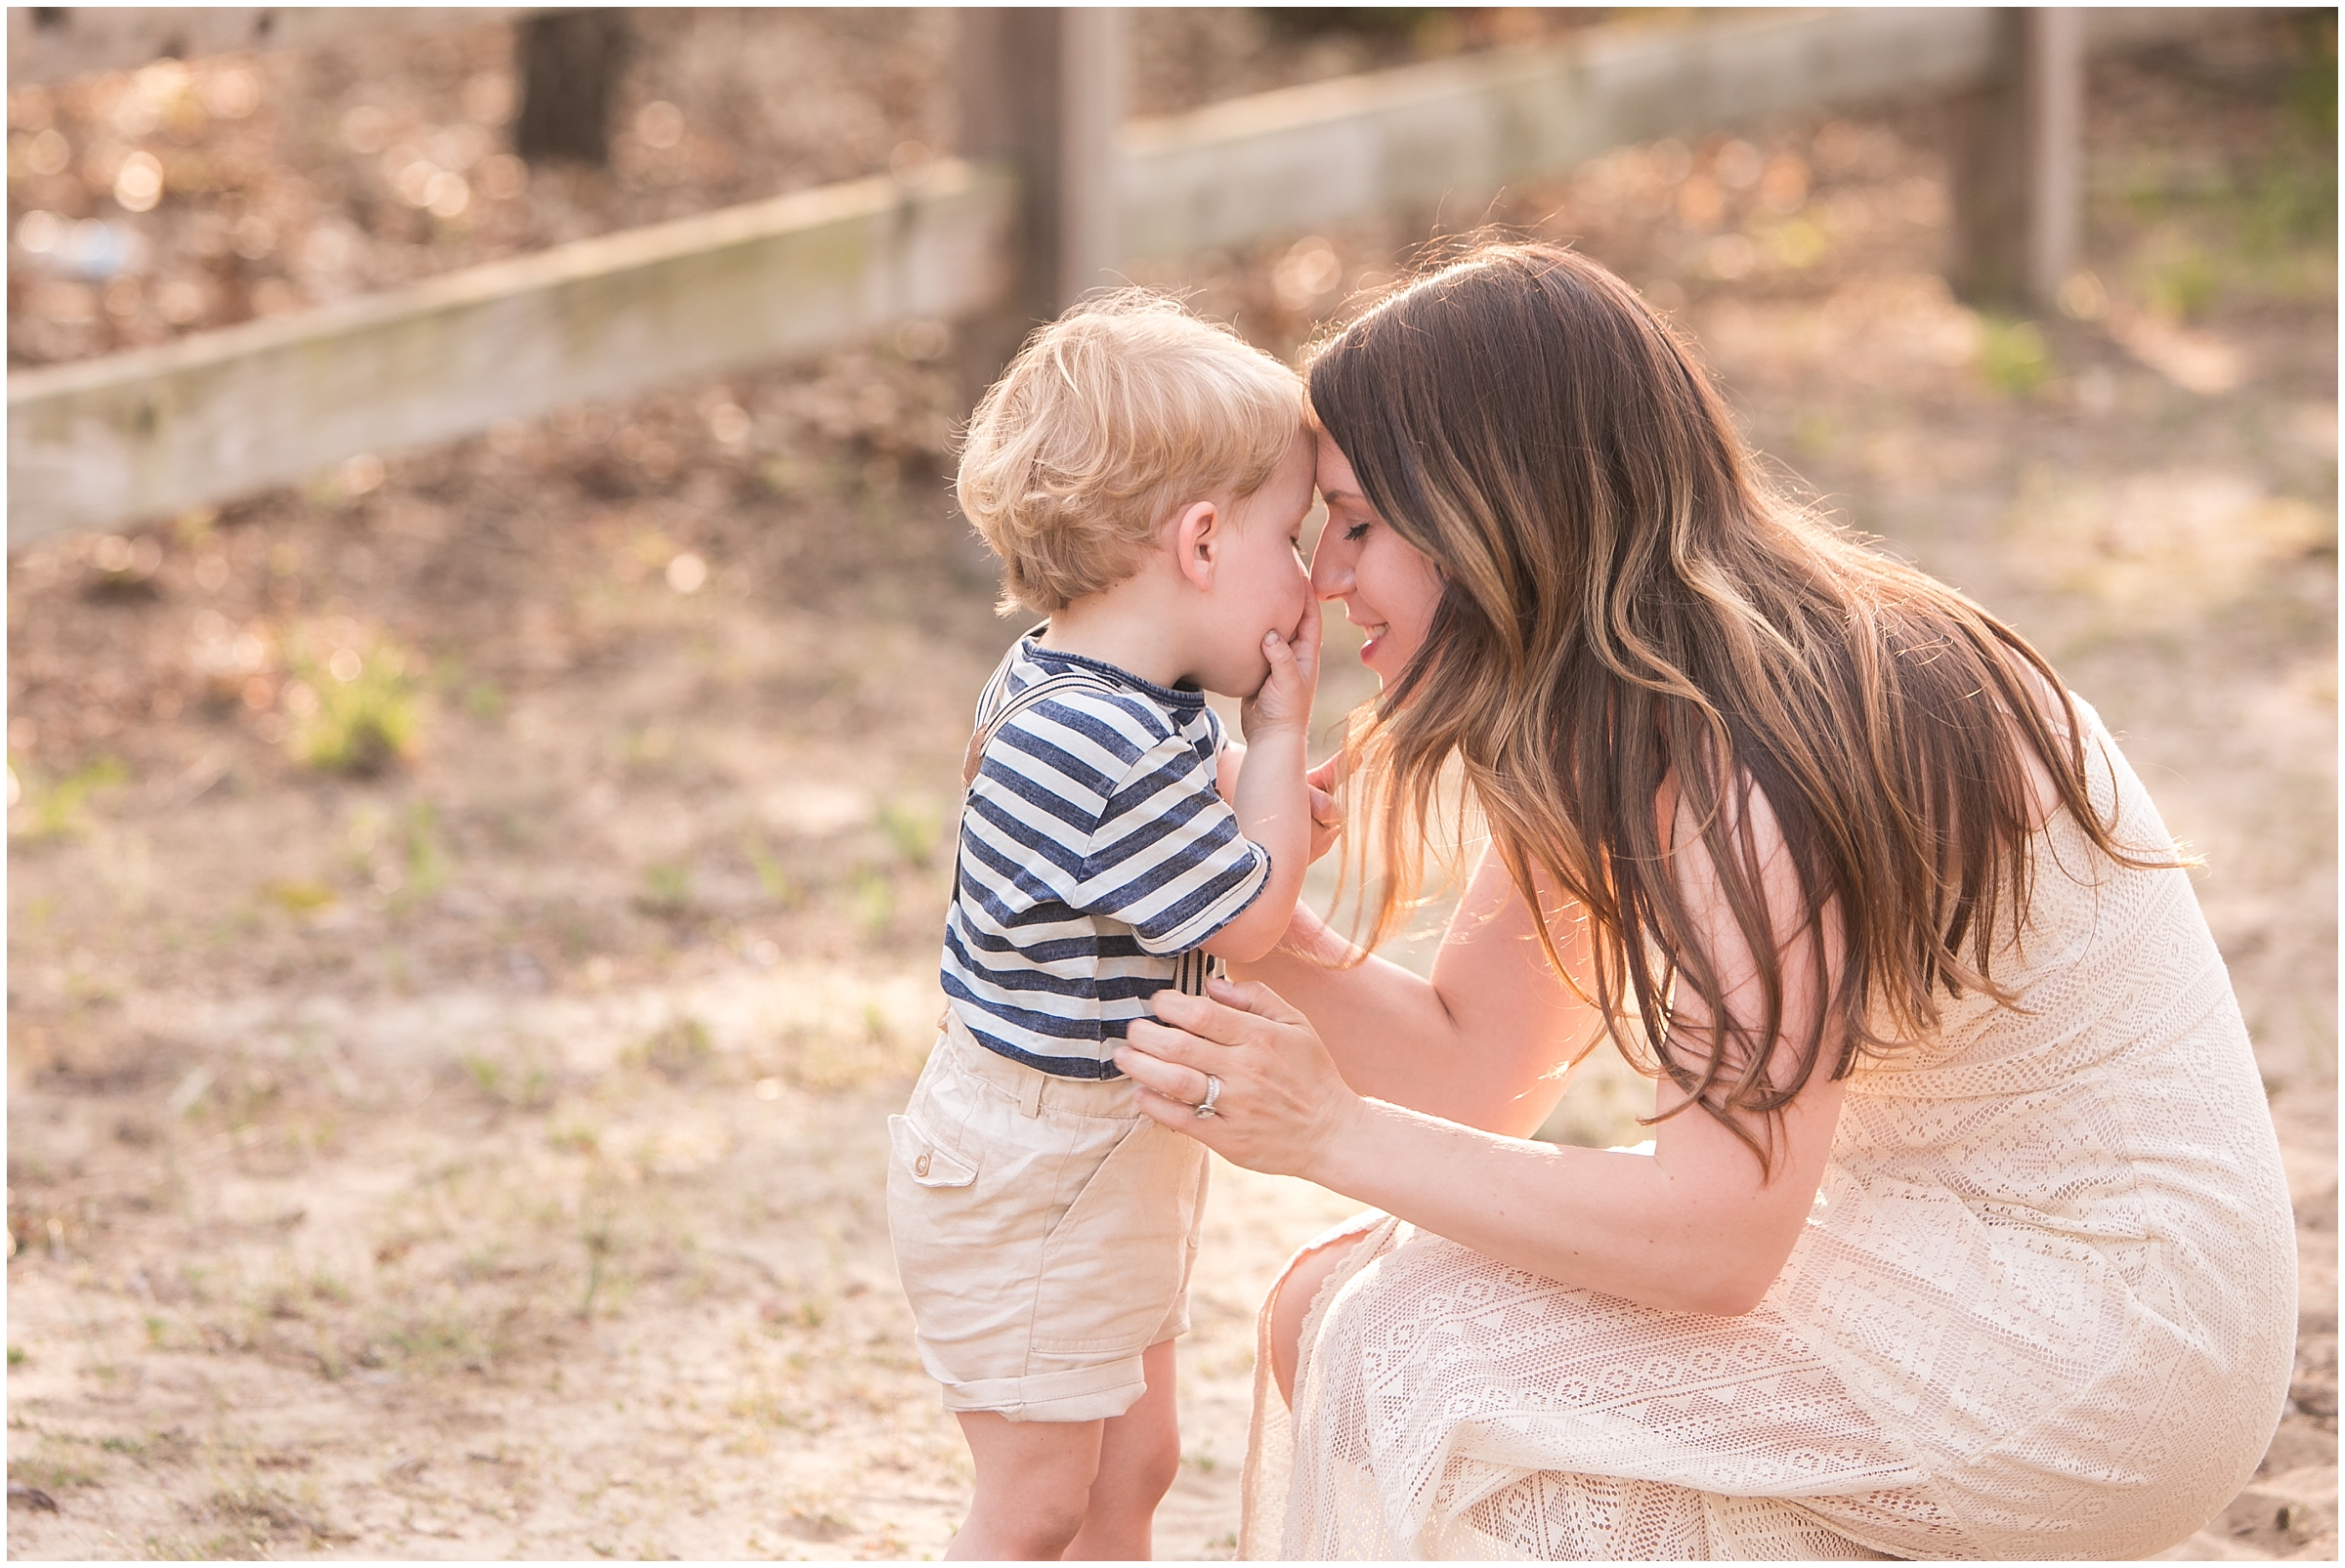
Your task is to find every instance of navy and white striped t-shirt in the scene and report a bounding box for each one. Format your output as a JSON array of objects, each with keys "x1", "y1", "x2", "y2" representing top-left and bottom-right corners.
[{"x1": 941, "y1": 636, "x2": 1270, "y2": 1079}]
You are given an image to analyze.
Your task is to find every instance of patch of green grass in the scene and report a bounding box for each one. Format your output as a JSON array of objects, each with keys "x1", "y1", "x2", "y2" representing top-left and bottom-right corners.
[
  {"x1": 548, "y1": 1119, "x2": 601, "y2": 1158},
  {"x1": 631, "y1": 1017, "x2": 712, "y2": 1081},
  {"x1": 14, "y1": 1442, "x2": 99, "y2": 1490},
  {"x1": 144, "y1": 1529, "x2": 264, "y2": 1560},
  {"x1": 851, "y1": 866, "x2": 895, "y2": 940},
  {"x1": 10, "y1": 756, "x2": 128, "y2": 842},
  {"x1": 204, "y1": 1480, "x2": 341, "y2": 1544},
  {"x1": 635, "y1": 861, "x2": 694, "y2": 916},
  {"x1": 2138, "y1": 247, "x2": 2222, "y2": 321},
  {"x1": 462, "y1": 1050, "x2": 552, "y2": 1111},
  {"x1": 262, "y1": 879, "x2": 338, "y2": 913},
  {"x1": 1977, "y1": 318, "x2": 2053, "y2": 398},
  {"x1": 874, "y1": 796, "x2": 941, "y2": 869},
  {"x1": 285, "y1": 636, "x2": 421, "y2": 775},
  {"x1": 744, "y1": 834, "x2": 794, "y2": 907},
  {"x1": 376, "y1": 1299, "x2": 503, "y2": 1375},
  {"x1": 396, "y1": 803, "x2": 448, "y2": 901}
]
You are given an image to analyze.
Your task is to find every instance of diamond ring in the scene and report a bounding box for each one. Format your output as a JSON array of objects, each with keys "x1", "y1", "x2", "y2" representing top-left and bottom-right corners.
[{"x1": 1195, "y1": 1074, "x2": 1222, "y2": 1119}]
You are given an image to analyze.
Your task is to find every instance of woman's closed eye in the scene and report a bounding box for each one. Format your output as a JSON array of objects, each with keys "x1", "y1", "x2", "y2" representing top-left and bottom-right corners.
[{"x1": 1343, "y1": 521, "x2": 1371, "y2": 542}]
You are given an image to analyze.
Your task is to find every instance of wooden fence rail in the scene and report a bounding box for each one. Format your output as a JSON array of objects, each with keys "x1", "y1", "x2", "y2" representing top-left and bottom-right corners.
[
  {"x1": 1123, "y1": 7, "x2": 2001, "y2": 262},
  {"x1": 8, "y1": 165, "x2": 1015, "y2": 542},
  {"x1": 5, "y1": 8, "x2": 528, "y2": 90},
  {"x1": 7, "y1": 7, "x2": 2209, "y2": 546}
]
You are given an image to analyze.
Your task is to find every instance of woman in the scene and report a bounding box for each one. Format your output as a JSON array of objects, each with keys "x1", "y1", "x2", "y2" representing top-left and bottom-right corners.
[{"x1": 1113, "y1": 243, "x2": 2296, "y2": 1559}]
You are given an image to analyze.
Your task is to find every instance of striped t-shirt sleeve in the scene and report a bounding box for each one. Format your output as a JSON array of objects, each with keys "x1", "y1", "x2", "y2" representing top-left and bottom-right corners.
[
  {"x1": 979, "y1": 692, "x2": 1268, "y2": 956},
  {"x1": 1079, "y1": 728, "x2": 1269, "y2": 954}
]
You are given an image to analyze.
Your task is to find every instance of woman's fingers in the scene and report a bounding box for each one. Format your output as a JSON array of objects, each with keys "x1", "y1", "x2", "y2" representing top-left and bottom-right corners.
[
  {"x1": 1306, "y1": 751, "x2": 1346, "y2": 794},
  {"x1": 1207, "y1": 972, "x2": 1311, "y2": 1025},
  {"x1": 1122, "y1": 1013, "x2": 1222, "y2": 1071},
  {"x1": 1113, "y1": 1035, "x2": 1213, "y2": 1103},
  {"x1": 1145, "y1": 978, "x2": 1305, "y2": 1045},
  {"x1": 1306, "y1": 783, "x2": 1343, "y2": 862}
]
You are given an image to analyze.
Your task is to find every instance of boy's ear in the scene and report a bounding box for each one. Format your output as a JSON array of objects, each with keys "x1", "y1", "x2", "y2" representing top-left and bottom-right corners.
[{"x1": 1170, "y1": 500, "x2": 1219, "y2": 591}]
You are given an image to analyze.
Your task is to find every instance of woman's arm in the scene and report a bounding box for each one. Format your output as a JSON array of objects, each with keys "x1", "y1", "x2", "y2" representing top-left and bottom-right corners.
[
  {"x1": 1230, "y1": 848, "x2": 1602, "y2": 1138},
  {"x1": 1121, "y1": 782, "x2": 1848, "y2": 1317}
]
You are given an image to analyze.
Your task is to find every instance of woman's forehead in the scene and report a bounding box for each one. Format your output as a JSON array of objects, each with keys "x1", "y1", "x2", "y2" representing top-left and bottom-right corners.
[{"x1": 1313, "y1": 430, "x2": 1362, "y2": 493}]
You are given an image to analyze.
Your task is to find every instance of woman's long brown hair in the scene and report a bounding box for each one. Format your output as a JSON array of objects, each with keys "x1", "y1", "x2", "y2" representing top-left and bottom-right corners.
[{"x1": 1308, "y1": 242, "x2": 2175, "y2": 1174}]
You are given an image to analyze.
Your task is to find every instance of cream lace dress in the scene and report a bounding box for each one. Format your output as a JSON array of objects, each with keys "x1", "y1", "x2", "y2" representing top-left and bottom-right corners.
[{"x1": 1241, "y1": 699, "x2": 2297, "y2": 1560}]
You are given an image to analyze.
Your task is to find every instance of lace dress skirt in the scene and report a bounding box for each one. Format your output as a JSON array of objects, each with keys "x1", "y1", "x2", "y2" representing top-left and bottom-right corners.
[{"x1": 1241, "y1": 705, "x2": 2297, "y2": 1560}]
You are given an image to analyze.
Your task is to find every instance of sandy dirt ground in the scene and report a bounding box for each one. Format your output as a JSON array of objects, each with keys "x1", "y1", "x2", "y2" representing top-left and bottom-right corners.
[{"x1": 8, "y1": 11, "x2": 2335, "y2": 1561}]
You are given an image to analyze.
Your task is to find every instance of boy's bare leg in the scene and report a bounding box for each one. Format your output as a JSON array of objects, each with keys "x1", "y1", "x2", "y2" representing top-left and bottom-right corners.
[
  {"x1": 946, "y1": 1340, "x2": 1181, "y2": 1561},
  {"x1": 1063, "y1": 1338, "x2": 1182, "y2": 1561},
  {"x1": 948, "y1": 1411, "x2": 1105, "y2": 1560}
]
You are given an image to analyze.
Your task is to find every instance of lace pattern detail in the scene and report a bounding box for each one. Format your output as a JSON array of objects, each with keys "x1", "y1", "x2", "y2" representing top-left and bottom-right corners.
[{"x1": 1242, "y1": 701, "x2": 2296, "y2": 1559}]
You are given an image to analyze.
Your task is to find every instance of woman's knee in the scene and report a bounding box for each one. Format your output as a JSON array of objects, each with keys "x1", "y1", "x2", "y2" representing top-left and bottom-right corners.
[{"x1": 1269, "y1": 1232, "x2": 1370, "y2": 1408}]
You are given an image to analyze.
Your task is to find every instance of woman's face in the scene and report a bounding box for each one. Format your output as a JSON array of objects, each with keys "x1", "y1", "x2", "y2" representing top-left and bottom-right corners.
[{"x1": 1310, "y1": 431, "x2": 1443, "y2": 686}]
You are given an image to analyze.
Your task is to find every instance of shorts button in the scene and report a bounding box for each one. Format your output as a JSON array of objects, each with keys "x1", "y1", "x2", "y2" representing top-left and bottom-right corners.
[{"x1": 915, "y1": 1151, "x2": 932, "y2": 1178}]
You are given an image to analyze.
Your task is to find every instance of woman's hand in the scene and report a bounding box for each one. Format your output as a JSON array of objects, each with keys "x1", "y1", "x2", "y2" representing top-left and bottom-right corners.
[
  {"x1": 1305, "y1": 752, "x2": 1344, "y2": 864},
  {"x1": 1114, "y1": 975, "x2": 1366, "y2": 1179},
  {"x1": 1218, "y1": 745, "x2": 1342, "y2": 856}
]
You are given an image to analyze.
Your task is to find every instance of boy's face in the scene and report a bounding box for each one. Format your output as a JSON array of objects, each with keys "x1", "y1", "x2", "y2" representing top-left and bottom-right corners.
[{"x1": 1196, "y1": 433, "x2": 1316, "y2": 698}]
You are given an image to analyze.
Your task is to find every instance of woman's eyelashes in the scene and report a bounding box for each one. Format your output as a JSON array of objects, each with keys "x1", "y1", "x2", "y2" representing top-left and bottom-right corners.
[{"x1": 1343, "y1": 522, "x2": 1371, "y2": 542}]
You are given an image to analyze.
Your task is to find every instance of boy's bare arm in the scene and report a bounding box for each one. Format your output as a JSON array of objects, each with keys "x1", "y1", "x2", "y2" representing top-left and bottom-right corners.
[{"x1": 1208, "y1": 617, "x2": 1317, "y2": 961}]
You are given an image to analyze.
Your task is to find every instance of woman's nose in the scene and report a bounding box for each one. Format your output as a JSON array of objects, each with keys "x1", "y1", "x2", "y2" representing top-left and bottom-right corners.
[{"x1": 1309, "y1": 538, "x2": 1352, "y2": 598}]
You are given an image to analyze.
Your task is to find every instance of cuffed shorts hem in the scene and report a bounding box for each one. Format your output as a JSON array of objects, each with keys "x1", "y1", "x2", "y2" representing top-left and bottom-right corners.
[{"x1": 936, "y1": 1358, "x2": 1149, "y2": 1423}]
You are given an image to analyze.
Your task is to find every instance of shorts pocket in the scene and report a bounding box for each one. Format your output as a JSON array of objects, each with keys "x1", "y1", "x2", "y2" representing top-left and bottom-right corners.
[
  {"x1": 1031, "y1": 1118, "x2": 1204, "y2": 1355},
  {"x1": 889, "y1": 1114, "x2": 977, "y2": 1188}
]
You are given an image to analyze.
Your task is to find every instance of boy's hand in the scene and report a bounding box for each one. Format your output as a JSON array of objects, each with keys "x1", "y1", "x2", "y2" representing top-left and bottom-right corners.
[{"x1": 1241, "y1": 595, "x2": 1320, "y2": 741}]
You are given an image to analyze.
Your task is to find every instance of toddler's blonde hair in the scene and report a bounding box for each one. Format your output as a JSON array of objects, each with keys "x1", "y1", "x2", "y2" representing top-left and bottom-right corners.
[{"x1": 957, "y1": 291, "x2": 1305, "y2": 614}]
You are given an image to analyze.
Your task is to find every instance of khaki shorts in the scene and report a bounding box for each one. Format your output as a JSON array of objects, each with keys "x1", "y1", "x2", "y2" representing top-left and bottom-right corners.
[{"x1": 886, "y1": 1013, "x2": 1209, "y2": 1422}]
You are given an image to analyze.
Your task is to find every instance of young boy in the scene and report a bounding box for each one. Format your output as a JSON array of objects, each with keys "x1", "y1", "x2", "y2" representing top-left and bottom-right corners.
[{"x1": 888, "y1": 293, "x2": 1319, "y2": 1560}]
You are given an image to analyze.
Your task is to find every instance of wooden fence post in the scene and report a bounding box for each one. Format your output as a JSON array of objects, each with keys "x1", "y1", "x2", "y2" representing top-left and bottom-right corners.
[
  {"x1": 2023, "y1": 8, "x2": 2086, "y2": 307},
  {"x1": 956, "y1": 7, "x2": 1122, "y2": 404},
  {"x1": 1948, "y1": 7, "x2": 2084, "y2": 311},
  {"x1": 515, "y1": 9, "x2": 628, "y2": 167}
]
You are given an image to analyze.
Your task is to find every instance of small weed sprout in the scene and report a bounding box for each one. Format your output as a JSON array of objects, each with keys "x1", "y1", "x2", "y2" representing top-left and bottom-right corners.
[
  {"x1": 874, "y1": 796, "x2": 941, "y2": 868},
  {"x1": 398, "y1": 804, "x2": 448, "y2": 899},
  {"x1": 636, "y1": 862, "x2": 694, "y2": 916},
  {"x1": 851, "y1": 866, "x2": 895, "y2": 939},
  {"x1": 577, "y1": 1164, "x2": 622, "y2": 1320},
  {"x1": 1978, "y1": 318, "x2": 2053, "y2": 398},
  {"x1": 264, "y1": 879, "x2": 338, "y2": 913},
  {"x1": 462, "y1": 1044, "x2": 553, "y2": 1109},
  {"x1": 2139, "y1": 247, "x2": 2222, "y2": 321},
  {"x1": 9, "y1": 756, "x2": 129, "y2": 842},
  {"x1": 744, "y1": 834, "x2": 794, "y2": 906},
  {"x1": 632, "y1": 1017, "x2": 713, "y2": 1081},
  {"x1": 286, "y1": 634, "x2": 421, "y2": 775}
]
